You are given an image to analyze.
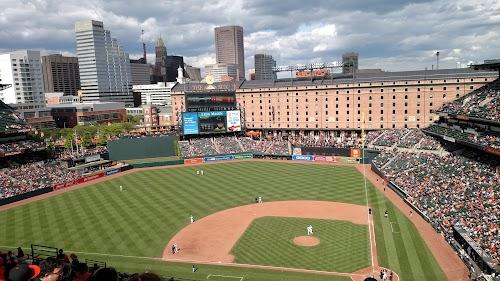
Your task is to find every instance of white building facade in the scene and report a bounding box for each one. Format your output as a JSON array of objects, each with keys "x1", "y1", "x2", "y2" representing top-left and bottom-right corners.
[
  {"x1": 205, "y1": 63, "x2": 238, "y2": 82},
  {"x1": 75, "y1": 20, "x2": 133, "y2": 106},
  {"x1": 132, "y1": 82, "x2": 175, "y2": 106},
  {"x1": 0, "y1": 50, "x2": 45, "y2": 105}
]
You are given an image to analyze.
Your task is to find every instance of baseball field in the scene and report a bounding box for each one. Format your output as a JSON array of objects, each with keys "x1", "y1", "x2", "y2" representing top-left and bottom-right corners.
[{"x1": 0, "y1": 161, "x2": 448, "y2": 280}]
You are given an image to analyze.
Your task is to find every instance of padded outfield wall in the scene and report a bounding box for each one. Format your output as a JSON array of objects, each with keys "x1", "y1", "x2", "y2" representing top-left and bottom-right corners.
[{"x1": 107, "y1": 135, "x2": 178, "y2": 160}]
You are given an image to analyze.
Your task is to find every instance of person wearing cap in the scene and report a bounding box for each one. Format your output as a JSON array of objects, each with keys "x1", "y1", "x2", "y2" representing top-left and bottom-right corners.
[{"x1": 8, "y1": 262, "x2": 40, "y2": 281}]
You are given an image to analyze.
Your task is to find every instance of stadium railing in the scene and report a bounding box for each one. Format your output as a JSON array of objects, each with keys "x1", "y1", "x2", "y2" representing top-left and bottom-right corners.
[
  {"x1": 31, "y1": 244, "x2": 58, "y2": 263},
  {"x1": 85, "y1": 259, "x2": 106, "y2": 269}
]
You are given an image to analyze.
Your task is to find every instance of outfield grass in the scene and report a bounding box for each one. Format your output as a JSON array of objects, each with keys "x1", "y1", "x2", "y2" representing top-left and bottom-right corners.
[
  {"x1": 232, "y1": 217, "x2": 370, "y2": 272},
  {"x1": 0, "y1": 162, "x2": 447, "y2": 280}
]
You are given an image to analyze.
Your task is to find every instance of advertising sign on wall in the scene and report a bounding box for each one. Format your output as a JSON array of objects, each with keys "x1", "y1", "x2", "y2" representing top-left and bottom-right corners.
[
  {"x1": 184, "y1": 158, "x2": 204, "y2": 165},
  {"x1": 350, "y1": 148, "x2": 361, "y2": 158},
  {"x1": 313, "y1": 155, "x2": 337, "y2": 162},
  {"x1": 182, "y1": 112, "x2": 199, "y2": 135},
  {"x1": 292, "y1": 155, "x2": 315, "y2": 161},
  {"x1": 226, "y1": 110, "x2": 242, "y2": 132}
]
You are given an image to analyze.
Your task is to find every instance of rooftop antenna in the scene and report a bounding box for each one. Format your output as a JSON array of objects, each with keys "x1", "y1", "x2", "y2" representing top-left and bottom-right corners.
[{"x1": 141, "y1": 29, "x2": 147, "y2": 64}]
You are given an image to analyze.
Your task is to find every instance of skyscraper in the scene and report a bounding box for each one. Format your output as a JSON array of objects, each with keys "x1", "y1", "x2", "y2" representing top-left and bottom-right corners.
[
  {"x1": 41, "y1": 54, "x2": 80, "y2": 96},
  {"x1": 254, "y1": 54, "x2": 276, "y2": 80},
  {"x1": 154, "y1": 36, "x2": 167, "y2": 82},
  {"x1": 0, "y1": 50, "x2": 44, "y2": 104},
  {"x1": 214, "y1": 25, "x2": 245, "y2": 80},
  {"x1": 342, "y1": 52, "x2": 359, "y2": 74},
  {"x1": 74, "y1": 20, "x2": 133, "y2": 106}
]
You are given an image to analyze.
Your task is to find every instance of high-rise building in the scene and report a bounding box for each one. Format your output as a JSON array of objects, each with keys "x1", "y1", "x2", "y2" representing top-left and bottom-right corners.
[
  {"x1": 342, "y1": 52, "x2": 359, "y2": 74},
  {"x1": 166, "y1": 56, "x2": 184, "y2": 82},
  {"x1": 74, "y1": 20, "x2": 133, "y2": 106},
  {"x1": 130, "y1": 59, "x2": 151, "y2": 85},
  {"x1": 41, "y1": 54, "x2": 80, "y2": 96},
  {"x1": 214, "y1": 25, "x2": 245, "y2": 80},
  {"x1": 185, "y1": 64, "x2": 202, "y2": 82},
  {"x1": 0, "y1": 50, "x2": 45, "y2": 104},
  {"x1": 154, "y1": 36, "x2": 167, "y2": 82},
  {"x1": 205, "y1": 63, "x2": 238, "y2": 82},
  {"x1": 254, "y1": 54, "x2": 276, "y2": 80}
]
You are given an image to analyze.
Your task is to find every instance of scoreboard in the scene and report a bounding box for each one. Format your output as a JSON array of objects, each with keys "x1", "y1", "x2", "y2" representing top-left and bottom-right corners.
[{"x1": 182, "y1": 110, "x2": 241, "y2": 135}]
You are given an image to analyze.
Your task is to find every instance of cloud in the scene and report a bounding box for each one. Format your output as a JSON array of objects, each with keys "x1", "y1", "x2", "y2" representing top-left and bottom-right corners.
[{"x1": 0, "y1": 0, "x2": 499, "y2": 73}]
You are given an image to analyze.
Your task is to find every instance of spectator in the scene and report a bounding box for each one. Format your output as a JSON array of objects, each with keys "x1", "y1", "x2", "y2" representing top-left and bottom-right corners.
[{"x1": 89, "y1": 267, "x2": 118, "y2": 281}]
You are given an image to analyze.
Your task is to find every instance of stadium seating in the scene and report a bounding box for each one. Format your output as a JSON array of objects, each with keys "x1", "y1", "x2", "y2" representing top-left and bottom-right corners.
[
  {"x1": 439, "y1": 78, "x2": 500, "y2": 121},
  {"x1": 0, "y1": 140, "x2": 46, "y2": 155},
  {"x1": 424, "y1": 124, "x2": 499, "y2": 150},
  {"x1": 366, "y1": 128, "x2": 444, "y2": 152},
  {"x1": 0, "y1": 161, "x2": 82, "y2": 199},
  {"x1": 373, "y1": 150, "x2": 500, "y2": 266},
  {"x1": 0, "y1": 247, "x2": 180, "y2": 281}
]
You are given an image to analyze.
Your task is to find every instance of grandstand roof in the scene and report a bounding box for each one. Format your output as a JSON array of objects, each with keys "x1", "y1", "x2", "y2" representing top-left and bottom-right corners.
[
  {"x1": 240, "y1": 68, "x2": 497, "y2": 89},
  {"x1": 470, "y1": 59, "x2": 500, "y2": 72},
  {"x1": 171, "y1": 68, "x2": 498, "y2": 93},
  {"x1": 0, "y1": 99, "x2": 14, "y2": 112},
  {"x1": 0, "y1": 83, "x2": 11, "y2": 91}
]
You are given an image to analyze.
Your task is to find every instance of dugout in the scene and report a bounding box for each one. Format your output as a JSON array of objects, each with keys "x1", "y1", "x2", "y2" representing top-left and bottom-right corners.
[{"x1": 107, "y1": 135, "x2": 178, "y2": 160}]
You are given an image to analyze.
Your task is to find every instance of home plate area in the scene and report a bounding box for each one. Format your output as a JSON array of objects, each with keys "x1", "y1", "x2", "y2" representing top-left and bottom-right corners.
[{"x1": 162, "y1": 200, "x2": 390, "y2": 278}]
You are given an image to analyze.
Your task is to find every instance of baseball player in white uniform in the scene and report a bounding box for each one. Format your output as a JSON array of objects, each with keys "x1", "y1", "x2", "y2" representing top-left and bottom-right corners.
[{"x1": 307, "y1": 225, "x2": 314, "y2": 235}]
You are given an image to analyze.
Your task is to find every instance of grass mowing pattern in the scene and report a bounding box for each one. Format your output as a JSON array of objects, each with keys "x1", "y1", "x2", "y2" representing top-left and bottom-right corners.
[
  {"x1": 0, "y1": 162, "x2": 446, "y2": 280},
  {"x1": 232, "y1": 217, "x2": 370, "y2": 272},
  {"x1": 368, "y1": 182, "x2": 448, "y2": 281}
]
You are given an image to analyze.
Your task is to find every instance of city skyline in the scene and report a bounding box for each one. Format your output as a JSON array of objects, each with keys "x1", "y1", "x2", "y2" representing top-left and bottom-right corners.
[{"x1": 0, "y1": 0, "x2": 499, "y2": 73}]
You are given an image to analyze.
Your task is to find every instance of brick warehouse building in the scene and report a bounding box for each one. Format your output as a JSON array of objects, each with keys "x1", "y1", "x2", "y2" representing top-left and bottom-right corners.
[{"x1": 171, "y1": 68, "x2": 498, "y2": 133}]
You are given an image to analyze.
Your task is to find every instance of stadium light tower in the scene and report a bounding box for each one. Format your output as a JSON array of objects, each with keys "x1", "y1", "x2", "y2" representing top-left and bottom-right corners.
[{"x1": 436, "y1": 51, "x2": 440, "y2": 70}]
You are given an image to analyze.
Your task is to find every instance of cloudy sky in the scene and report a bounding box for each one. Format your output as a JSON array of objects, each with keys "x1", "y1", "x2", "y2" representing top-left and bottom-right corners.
[{"x1": 1, "y1": 0, "x2": 499, "y2": 76}]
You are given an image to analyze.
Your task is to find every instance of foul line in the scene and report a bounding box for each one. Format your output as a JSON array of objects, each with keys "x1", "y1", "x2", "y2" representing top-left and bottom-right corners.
[
  {"x1": 0, "y1": 245, "x2": 377, "y2": 279},
  {"x1": 361, "y1": 148, "x2": 375, "y2": 269},
  {"x1": 207, "y1": 274, "x2": 244, "y2": 280},
  {"x1": 390, "y1": 222, "x2": 400, "y2": 234}
]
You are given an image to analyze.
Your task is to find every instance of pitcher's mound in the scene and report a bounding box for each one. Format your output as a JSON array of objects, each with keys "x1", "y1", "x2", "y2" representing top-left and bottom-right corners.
[{"x1": 293, "y1": 236, "x2": 320, "y2": 247}]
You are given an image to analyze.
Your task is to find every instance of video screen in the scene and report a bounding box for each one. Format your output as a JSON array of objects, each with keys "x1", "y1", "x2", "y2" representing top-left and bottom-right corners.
[
  {"x1": 198, "y1": 111, "x2": 227, "y2": 133},
  {"x1": 182, "y1": 110, "x2": 241, "y2": 135}
]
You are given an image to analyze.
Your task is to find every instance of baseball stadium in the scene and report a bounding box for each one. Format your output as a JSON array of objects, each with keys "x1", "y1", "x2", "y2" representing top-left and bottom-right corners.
[{"x1": 0, "y1": 61, "x2": 499, "y2": 281}]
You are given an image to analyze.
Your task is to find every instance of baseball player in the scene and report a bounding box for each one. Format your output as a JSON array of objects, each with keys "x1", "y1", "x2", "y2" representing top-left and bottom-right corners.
[
  {"x1": 307, "y1": 225, "x2": 313, "y2": 235},
  {"x1": 196, "y1": 170, "x2": 200, "y2": 175},
  {"x1": 201, "y1": 170, "x2": 204, "y2": 176},
  {"x1": 190, "y1": 215, "x2": 194, "y2": 224},
  {"x1": 258, "y1": 196, "x2": 262, "y2": 203},
  {"x1": 119, "y1": 185, "x2": 123, "y2": 192}
]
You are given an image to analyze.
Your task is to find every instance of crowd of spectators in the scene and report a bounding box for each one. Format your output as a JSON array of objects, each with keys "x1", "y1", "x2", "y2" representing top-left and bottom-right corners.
[
  {"x1": 439, "y1": 79, "x2": 500, "y2": 121},
  {"x1": 213, "y1": 136, "x2": 242, "y2": 155},
  {"x1": 238, "y1": 137, "x2": 272, "y2": 154},
  {"x1": 374, "y1": 151, "x2": 500, "y2": 266},
  {"x1": 179, "y1": 138, "x2": 218, "y2": 158},
  {"x1": 425, "y1": 124, "x2": 500, "y2": 151},
  {"x1": 56, "y1": 147, "x2": 108, "y2": 161},
  {"x1": 288, "y1": 132, "x2": 362, "y2": 148},
  {"x1": 416, "y1": 135, "x2": 443, "y2": 151},
  {"x1": 366, "y1": 128, "x2": 444, "y2": 151},
  {"x1": 179, "y1": 132, "x2": 370, "y2": 158},
  {"x1": 0, "y1": 161, "x2": 82, "y2": 199},
  {"x1": 179, "y1": 136, "x2": 290, "y2": 158},
  {"x1": 0, "y1": 247, "x2": 175, "y2": 281},
  {"x1": 372, "y1": 129, "x2": 411, "y2": 147},
  {"x1": 0, "y1": 140, "x2": 46, "y2": 155}
]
